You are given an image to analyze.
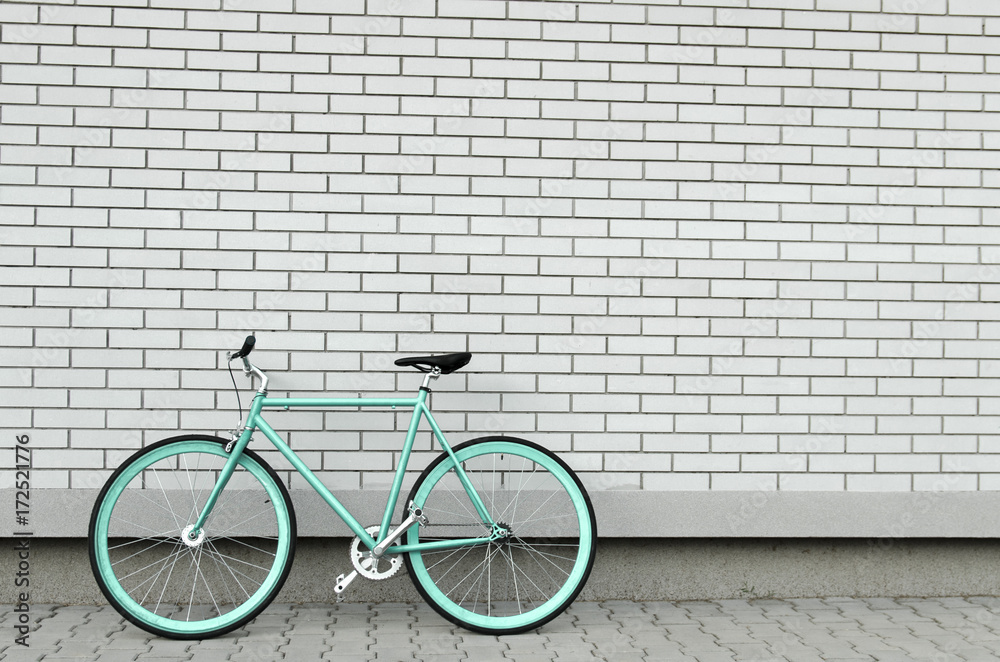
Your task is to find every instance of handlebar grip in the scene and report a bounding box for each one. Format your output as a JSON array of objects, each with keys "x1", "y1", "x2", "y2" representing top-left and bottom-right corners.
[{"x1": 231, "y1": 335, "x2": 256, "y2": 360}]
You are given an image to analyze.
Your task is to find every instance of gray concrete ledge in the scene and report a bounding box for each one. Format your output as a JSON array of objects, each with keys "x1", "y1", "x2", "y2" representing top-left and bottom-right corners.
[
  {"x1": 4, "y1": 538, "x2": 1000, "y2": 605},
  {"x1": 6, "y1": 488, "x2": 1000, "y2": 538}
]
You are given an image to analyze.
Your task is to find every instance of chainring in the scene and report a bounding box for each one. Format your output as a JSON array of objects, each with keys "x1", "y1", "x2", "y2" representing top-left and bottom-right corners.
[{"x1": 351, "y1": 525, "x2": 402, "y2": 580}]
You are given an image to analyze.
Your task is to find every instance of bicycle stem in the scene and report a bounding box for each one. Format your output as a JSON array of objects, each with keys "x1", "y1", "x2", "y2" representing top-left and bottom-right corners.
[{"x1": 242, "y1": 357, "x2": 269, "y2": 393}]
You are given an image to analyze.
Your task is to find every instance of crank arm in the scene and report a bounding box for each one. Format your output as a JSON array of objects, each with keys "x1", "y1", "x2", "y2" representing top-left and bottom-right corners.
[{"x1": 372, "y1": 502, "x2": 429, "y2": 558}]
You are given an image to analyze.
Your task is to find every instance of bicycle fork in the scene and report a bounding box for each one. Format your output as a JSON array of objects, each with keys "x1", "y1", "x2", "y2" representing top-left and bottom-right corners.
[{"x1": 186, "y1": 399, "x2": 263, "y2": 541}]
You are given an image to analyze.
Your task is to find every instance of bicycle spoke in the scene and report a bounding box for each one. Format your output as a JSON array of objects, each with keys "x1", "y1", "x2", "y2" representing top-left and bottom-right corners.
[
  {"x1": 456, "y1": 546, "x2": 494, "y2": 602},
  {"x1": 133, "y1": 543, "x2": 185, "y2": 603},
  {"x1": 443, "y1": 473, "x2": 480, "y2": 523},
  {"x1": 150, "y1": 467, "x2": 185, "y2": 534},
  {"x1": 457, "y1": 543, "x2": 499, "y2": 609},
  {"x1": 149, "y1": 544, "x2": 186, "y2": 612},
  {"x1": 505, "y1": 456, "x2": 533, "y2": 529},
  {"x1": 204, "y1": 539, "x2": 249, "y2": 605},
  {"x1": 508, "y1": 545, "x2": 565, "y2": 598},
  {"x1": 117, "y1": 543, "x2": 187, "y2": 584},
  {"x1": 118, "y1": 484, "x2": 186, "y2": 520},
  {"x1": 181, "y1": 452, "x2": 200, "y2": 525},
  {"x1": 516, "y1": 487, "x2": 565, "y2": 531},
  {"x1": 108, "y1": 530, "x2": 174, "y2": 549},
  {"x1": 420, "y1": 542, "x2": 478, "y2": 574},
  {"x1": 210, "y1": 535, "x2": 278, "y2": 558},
  {"x1": 500, "y1": 545, "x2": 522, "y2": 613},
  {"x1": 420, "y1": 504, "x2": 487, "y2": 524},
  {"x1": 429, "y1": 543, "x2": 484, "y2": 592},
  {"x1": 202, "y1": 541, "x2": 276, "y2": 575},
  {"x1": 185, "y1": 547, "x2": 203, "y2": 621},
  {"x1": 510, "y1": 538, "x2": 579, "y2": 561},
  {"x1": 211, "y1": 508, "x2": 280, "y2": 537},
  {"x1": 503, "y1": 546, "x2": 546, "y2": 611},
  {"x1": 110, "y1": 536, "x2": 176, "y2": 567}
]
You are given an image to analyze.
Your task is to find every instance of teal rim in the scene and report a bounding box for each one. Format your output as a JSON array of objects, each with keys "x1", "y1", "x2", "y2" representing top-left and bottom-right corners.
[
  {"x1": 405, "y1": 441, "x2": 594, "y2": 631},
  {"x1": 92, "y1": 441, "x2": 292, "y2": 636}
]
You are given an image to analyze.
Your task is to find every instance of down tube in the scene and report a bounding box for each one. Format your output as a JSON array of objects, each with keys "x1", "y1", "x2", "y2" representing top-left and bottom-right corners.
[{"x1": 254, "y1": 414, "x2": 377, "y2": 550}]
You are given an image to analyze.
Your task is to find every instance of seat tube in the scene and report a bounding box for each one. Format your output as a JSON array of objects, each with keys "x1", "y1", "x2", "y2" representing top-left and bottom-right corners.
[{"x1": 377, "y1": 388, "x2": 428, "y2": 539}]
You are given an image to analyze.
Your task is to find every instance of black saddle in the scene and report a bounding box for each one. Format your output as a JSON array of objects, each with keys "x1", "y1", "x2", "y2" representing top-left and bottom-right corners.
[{"x1": 394, "y1": 352, "x2": 472, "y2": 374}]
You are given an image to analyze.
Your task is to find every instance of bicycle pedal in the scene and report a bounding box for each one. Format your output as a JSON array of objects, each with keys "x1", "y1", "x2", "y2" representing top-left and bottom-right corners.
[
  {"x1": 407, "y1": 501, "x2": 429, "y2": 527},
  {"x1": 334, "y1": 570, "x2": 358, "y2": 602}
]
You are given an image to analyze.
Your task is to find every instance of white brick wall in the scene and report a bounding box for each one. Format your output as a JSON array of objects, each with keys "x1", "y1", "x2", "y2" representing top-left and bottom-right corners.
[{"x1": 2, "y1": 1, "x2": 1000, "y2": 527}]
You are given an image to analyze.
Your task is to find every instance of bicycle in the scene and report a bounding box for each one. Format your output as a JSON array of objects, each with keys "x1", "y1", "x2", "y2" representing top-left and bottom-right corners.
[{"x1": 88, "y1": 336, "x2": 597, "y2": 639}]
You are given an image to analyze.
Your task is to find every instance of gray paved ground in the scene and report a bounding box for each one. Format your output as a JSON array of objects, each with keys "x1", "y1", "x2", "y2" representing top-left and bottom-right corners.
[{"x1": 1, "y1": 598, "x2": 999, "y2": 661}]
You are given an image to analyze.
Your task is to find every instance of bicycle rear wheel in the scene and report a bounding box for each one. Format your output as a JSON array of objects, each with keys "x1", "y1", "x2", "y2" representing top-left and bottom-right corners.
[
  {"x1": 88, "y1": 435, "x2": 296, "y2": 639},
  {"x1": 403, "y1": 436, "x2": 597, "y2": 635}
]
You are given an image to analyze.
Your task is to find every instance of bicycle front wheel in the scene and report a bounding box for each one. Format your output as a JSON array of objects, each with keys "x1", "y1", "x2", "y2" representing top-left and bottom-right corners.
[
  {"x1": 88, "y1": 435, "x2": 296, "y2": 639},
  {"x1": 403, "y1": 436, "x2": 597, "y2": 635}
]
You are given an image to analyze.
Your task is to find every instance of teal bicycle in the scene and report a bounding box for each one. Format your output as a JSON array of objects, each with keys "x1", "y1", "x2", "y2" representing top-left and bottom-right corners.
[{"x1": 88, "y1": 336, "x2": 597, "y2": 639}]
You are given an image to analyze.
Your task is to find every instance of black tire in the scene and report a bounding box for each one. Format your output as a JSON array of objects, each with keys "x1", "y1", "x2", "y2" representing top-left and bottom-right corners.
[{"x1": 88, "y1": 435, "x2": 296, "y2": 639}]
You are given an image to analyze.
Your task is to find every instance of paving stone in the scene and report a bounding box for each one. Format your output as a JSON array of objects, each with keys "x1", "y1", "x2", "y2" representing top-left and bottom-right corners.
[
  {"x1": 542, "y1": 643, "x2": 596, "y2": 657},
  {"x1": 684, "y1": 653, "x2": 736, "y2": 662},
  {"x1": 4, "y1": 598, "x2": 1000, "y2": 661},
  {"x1": 101, "y1": 636, "x2": 153, "y2": 651},
  {"x1": 572, "y1": 610, "x2": 618, "y2": 625},
  {"x1": 328, "y1": 630, "x2": 376, "y2": 644},
  {"x1": 790, "y1": 598, "x2": 839, "y2": 610},
  {"x1": 321, "y1": 651, "x2": 376, "y2": 661},
  {"x1": 414, "y1": 631, "x2": 463, "y2": 651},
  {"x1": 369, "y1": 632, "x2": 414, "y2": 648},
  {"x1": 74, "y1": 650, "x2": 142, "y2": 662},
  {"x1": 53, "y1": 640, "x2": 104, "y2": 656},
  {"x1": 371, "y1": 648, "x2": 416, "y2": 660},
  {"x1": 189, "y1": 651, "x2": 243, "y2": 662},
  {"x1": 956, "y1": 649, "x2": 1000, "y2": 661},
  {"x1": 593, "y1": 653, "x2": 645, "y2": 662},
  {"x1": 722, "y1": 642, "x2": 773, "y2": 658},
  {"x1": 710, "y1": 629, "x2": 756, "y2": 645},
  {"x1": 0, "y1": 648, "x2": 63, "y2": 662}
]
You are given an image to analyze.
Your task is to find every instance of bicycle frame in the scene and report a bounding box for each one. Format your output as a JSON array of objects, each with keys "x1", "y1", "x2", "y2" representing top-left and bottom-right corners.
[{"x1": 189, "y1": 384, "x2": 497, "y2": 555}]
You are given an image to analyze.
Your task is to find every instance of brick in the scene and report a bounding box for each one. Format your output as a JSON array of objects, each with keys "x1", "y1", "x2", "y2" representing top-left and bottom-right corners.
[
  {"x1": 0, "y1": 4, "x2": 38, "y2": 23},
  {"x1": 3, "y1": 3, "x2": 1000, "y2": 513}
]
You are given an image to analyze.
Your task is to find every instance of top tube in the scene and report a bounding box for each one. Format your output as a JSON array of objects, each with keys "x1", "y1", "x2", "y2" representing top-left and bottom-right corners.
[{"x1": 260, "y1": 396, "x2": 422, "y2": 409}]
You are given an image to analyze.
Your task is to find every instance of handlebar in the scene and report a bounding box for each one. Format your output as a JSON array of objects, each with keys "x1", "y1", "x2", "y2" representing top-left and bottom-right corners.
[
  {"x1": 228, "y1": 335, "x2": 269, "y2": 393},
  {"x1": 231, "y1": 335, "x2": 256, "y2": 360}
]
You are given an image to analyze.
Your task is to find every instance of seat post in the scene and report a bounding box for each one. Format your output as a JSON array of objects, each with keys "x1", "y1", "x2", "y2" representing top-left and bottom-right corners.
[{"x1": 420, "y1": 367, "x2": 441, "y2": 390}]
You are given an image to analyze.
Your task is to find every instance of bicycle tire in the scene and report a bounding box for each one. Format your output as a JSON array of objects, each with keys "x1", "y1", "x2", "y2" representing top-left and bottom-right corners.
[
  {"x1": 88, "y1": 435, "x2": 296, "y2": 639},
  {"x1": 403, "y1": 436, "x2": 597, "y2": 635}
]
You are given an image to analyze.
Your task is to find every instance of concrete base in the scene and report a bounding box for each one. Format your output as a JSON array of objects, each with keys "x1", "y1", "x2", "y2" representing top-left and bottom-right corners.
[
  {"x1": 12, "y1": 489, "x2": 1000, "y2": 538},
  {"x1": 4, "y1": 537, "x2": 1000, "y2": 604}
]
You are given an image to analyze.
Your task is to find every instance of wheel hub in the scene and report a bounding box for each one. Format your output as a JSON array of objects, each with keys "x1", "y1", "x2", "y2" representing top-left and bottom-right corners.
[
  {"x1": 491, "y1": 521, "x2": 513, "y2": 545},
  {"x1": 181, "y1": 524, "x2": 205, "y2": 548}
]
